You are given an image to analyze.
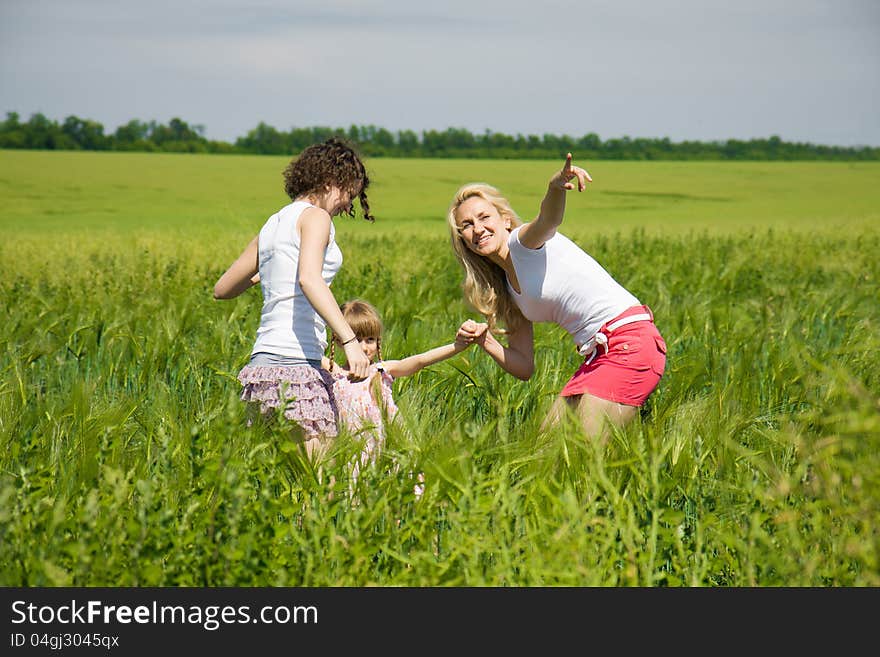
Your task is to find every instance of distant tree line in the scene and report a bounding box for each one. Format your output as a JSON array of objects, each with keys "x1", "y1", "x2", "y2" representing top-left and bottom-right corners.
[{"x1": 2, "y1": 111, "x2": 878, "y2": 160}]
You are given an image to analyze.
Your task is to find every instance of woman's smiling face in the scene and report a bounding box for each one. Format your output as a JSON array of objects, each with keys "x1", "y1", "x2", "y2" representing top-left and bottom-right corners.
[{"x1": 454, "y1": 195, "x2": 511, "y2": 256}]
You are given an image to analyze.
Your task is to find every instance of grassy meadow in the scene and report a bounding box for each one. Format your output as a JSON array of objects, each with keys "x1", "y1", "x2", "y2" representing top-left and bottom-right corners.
[{"x1": 1, "y1": 149, "x2": 878, "y2": 586}]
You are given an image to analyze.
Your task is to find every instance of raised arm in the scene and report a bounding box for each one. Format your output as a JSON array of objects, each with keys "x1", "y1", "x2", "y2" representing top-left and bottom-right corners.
[
  {"x1": 518, "y1": 153, "x2": 592, "y2": 250},
  {"x1": 381, "y1": 341, "x2": 469, "y2": 379},
  {"x1": 298, "y1": 207, "x2": 370, "y2": 380},
  {"x1": 457, "y1": 319, "x2": 535, "y2": 381},
  {"x1": 214, "y1": 236, "x2": 260, "y2": 300}
]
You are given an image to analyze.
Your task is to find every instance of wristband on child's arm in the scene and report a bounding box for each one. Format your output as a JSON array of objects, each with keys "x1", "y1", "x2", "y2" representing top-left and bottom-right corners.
[{"x1": 342, "y1": 335, "x2": 358, "y2": 346}]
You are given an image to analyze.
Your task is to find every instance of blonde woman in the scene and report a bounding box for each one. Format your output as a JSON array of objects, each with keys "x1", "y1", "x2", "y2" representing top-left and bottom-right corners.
[{"x1": 449, "y1": 154, "x2": 667, "y2": 438}]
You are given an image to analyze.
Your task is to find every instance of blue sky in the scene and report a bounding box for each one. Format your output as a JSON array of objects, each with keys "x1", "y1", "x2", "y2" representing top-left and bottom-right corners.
[{"x1": 1, "y1": 0, "x2": 878, "y2": 146}]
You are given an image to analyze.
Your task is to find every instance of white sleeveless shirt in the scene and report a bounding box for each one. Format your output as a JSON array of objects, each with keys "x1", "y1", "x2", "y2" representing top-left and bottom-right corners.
[
  {"x1": 251, "y1": 201, "x2": 343, "y2": 360},
  {"x1": 506, "y1": 226, "x2": 639, "y2": 348}
]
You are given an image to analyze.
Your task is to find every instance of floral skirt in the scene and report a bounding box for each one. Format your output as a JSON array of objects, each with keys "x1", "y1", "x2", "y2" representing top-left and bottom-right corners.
[{"x1": 237, "y1": 364, "x2": 338, "y2": 438}]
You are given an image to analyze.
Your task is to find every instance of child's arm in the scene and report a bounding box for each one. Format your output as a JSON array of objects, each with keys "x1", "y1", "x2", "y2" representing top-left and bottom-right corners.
[
  {"x1": 381, "y1": 341, "x2": 469, "y2": 379},
  {"x1": 214, "y1": 236, "x2": 259, "y2": 300},
  {"x1": 518, "y1": 153, "x2": 592, "y2": 250}
]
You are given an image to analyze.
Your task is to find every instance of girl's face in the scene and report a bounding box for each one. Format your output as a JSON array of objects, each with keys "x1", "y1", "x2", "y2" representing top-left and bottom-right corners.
[
  {"x1": 454, "y1": 196, "x2": 511, "y2": 257},
  {"x1": 358, "y1": 335, "x2": 379, "y2": 362},
  {"x1": 339, "y1": 335, "x2": 379, "y2": 362}
]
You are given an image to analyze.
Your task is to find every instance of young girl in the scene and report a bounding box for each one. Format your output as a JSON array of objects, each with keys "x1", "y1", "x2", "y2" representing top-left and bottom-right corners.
[
  {"x1": 450, "y1": 154, "x2": 667, "y2": 440},
  {"x1": 322, "y1": 299, "x2": 472, "y2": 491},
  {"x1": 213, "y1": 137, "x2": 375, "y2": 459}
]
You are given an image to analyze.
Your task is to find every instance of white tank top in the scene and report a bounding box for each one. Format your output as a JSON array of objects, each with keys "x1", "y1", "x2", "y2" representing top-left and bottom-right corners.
[
  {"x1": 506, "y1": 226, "x2": 639, "y2": 348},
  {"x1": 251, "y1": 201, "x2": 343, "y2": 360}
]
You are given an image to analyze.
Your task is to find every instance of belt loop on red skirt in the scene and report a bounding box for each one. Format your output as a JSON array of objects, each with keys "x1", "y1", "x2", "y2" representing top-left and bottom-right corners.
[
  {"x1": 578, "y1": 305, "x2": 654, "y2": 365},
  {"x1": 584, "y1": 328, "x2": 610, "y2": 365}
]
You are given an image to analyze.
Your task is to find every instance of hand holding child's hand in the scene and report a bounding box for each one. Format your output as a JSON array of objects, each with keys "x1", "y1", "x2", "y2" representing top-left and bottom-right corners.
[
  {"x1": 344, "y1": 342, "x2": 371, "y2": 381},
  {"x1": 456, "y1": 319, "x2": 489, "y2": 347}
]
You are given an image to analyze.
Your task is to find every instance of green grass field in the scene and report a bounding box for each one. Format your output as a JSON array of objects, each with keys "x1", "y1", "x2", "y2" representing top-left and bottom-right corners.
[{"x1": 1, "y1": 150, "x2": 878, "y2": 585}]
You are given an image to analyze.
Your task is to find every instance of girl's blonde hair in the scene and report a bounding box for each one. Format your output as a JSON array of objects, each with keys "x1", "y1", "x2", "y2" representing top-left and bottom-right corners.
[
  {"x1": 328, "y1": 299, "x2": 384, "y2": 363},
  {"x1": 446, "y1": 183, "x2": 526, "y2": 334}
]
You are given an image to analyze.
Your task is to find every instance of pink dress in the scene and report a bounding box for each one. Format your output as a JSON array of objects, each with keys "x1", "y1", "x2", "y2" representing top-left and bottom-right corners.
[
  {"x1": 332, "y1": 364, "x2": 425, "y2": 500},
  {"x1": 331, "y1": 364, "x2": 399, "y2": 474}
]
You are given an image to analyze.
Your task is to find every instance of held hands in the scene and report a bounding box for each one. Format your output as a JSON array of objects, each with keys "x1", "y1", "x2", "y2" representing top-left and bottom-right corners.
[
  {"x1": 343, "y1": 341, "x2": 371, "y2": 381},
  {"x1": 550, "y1": 153, "x2": 592, "y2": 192},
  {"x1": 456, "y1": 319, "x2": 489, "y2": 348}
]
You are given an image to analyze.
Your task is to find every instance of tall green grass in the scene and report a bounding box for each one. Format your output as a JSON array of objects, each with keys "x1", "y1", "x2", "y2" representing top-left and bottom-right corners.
[{"x1": 1, "y1": 151, "x2": 878, "y2": 585}]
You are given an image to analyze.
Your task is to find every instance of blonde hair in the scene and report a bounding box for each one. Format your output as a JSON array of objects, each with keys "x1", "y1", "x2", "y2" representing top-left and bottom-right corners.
[
  {"x1": 328, "y1": 299, "x2": 384, "y2": 363},
  {"x1": 446, "y1": 183, "x2": 526, "y2": 334}
]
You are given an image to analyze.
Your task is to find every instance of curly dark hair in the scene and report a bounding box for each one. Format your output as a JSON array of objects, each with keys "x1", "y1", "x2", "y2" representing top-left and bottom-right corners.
[{"x1": 282, "y1": 137, "x2": 374, "y2": 222}]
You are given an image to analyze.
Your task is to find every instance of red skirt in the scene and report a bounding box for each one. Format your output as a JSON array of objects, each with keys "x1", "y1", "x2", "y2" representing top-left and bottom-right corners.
[{"x1": 560, "y1": 305, "x2": 667, "y2": 407}]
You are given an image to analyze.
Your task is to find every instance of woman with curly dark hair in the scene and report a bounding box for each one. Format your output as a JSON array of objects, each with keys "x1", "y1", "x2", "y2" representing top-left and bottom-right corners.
[{"x1": 214, "y1": 137, "x2": 375, "y2": 459}]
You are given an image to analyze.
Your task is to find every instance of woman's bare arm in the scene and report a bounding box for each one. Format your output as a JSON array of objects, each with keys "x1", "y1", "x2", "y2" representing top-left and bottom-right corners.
[
  {"x1": 213, "y1": 236, "x2": 259, "y2": 300},
  {"x1": 298, "y1": 207, "x2": 370, "y2": 380},
  {"x1": 457, "y1": 319, "x2": 535, "y2": 381},
  {"x1": 518, "y1": 153, "x2": 592, "y2": 250}
]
